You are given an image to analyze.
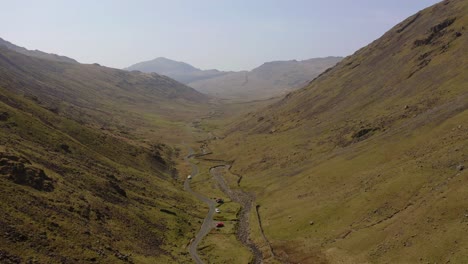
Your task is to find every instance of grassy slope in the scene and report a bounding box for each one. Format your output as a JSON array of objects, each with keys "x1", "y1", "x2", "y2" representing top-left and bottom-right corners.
[
  {"x1": 0, "y1": 46, "x2": 210, "y2": 144},
  {"x1": 0, "y1": 86, "x2": 208, "y2": 263},
  {"x1": 0, "y1": 47, "x2": 214, "y2": 262},
  {"x1": 208, "y1": 1, "x2": 468, "y2": 263}
]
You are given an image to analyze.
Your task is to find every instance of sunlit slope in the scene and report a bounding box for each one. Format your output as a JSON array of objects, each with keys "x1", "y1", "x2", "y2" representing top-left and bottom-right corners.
[
  {"x1": 210, "y1": 1, "x2": 467, "y2": 263},
  {"x1": 0, "y1": 42, "x2": 213, "y2": 262},
  {"x1": 0, "y1": 86, "x2": 204, "y2": 263},
  {"x1": 0, "y1": 46, "x2": 210, "y2": 143}
]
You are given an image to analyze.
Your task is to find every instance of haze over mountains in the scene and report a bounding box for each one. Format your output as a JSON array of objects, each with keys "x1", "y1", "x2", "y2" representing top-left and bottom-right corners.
[
  {"x1": 125, "y1": 57, "x2": 229, "y2": 84},
  {"x1": 0, "y1": 0, "x2": 467, "y2": 263},
  {"x1": 126, "y1": 56, "x2": 342, "y2": 100}
]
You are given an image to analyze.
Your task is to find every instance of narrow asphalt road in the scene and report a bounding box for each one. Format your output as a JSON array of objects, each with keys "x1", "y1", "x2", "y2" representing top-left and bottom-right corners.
[{"x1": 184, "y1": 148, "x2": 216, "y2": 264}]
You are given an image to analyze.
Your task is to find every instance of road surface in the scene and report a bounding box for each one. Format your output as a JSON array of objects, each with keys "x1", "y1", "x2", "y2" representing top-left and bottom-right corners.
[{"x1": 184, "y1": 148, "x2": 216, "y2": 264}]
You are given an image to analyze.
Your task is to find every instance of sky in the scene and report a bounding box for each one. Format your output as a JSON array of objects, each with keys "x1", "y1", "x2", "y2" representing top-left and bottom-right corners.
[{"x1": 1, "y1": 0, "x2": 441, "y2": 71}]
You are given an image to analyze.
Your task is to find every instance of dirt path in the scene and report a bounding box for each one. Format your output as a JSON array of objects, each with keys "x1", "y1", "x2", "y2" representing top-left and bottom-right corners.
[
  {"x1": 184, "y1": 148, "x2": 216, "y2": 264},
  {"x1": 210, "y1": 166, "x2": 263, "y2": 264}
]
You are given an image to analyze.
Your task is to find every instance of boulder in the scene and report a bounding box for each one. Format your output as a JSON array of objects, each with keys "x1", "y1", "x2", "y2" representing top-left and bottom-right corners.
[
  {"x1": 0, "y1": 112, "x2": 10, "y2": 121},
  {"x1": 0, "y1": 153, "x2": 54, "y2": 192}
]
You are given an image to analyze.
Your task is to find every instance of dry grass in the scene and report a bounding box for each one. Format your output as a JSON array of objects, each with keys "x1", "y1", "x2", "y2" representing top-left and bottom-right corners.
[{"x1": 203, "y1": 1, "x2": 468, "y2": 263}]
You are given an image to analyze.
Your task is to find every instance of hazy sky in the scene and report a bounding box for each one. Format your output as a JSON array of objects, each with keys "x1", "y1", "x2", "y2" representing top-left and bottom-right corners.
[{"x1": 1, "y1": 0, "x2": 440, "y2": 71}]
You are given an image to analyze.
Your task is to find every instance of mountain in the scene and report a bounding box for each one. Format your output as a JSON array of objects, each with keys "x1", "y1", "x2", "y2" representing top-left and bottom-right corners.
[
  {"x1": 127, "y1": 56, "x2": 342, "y2": 100},
  {"x1": 189, "y1": 57, "x2": 343, "y2": 100},
  {"x1": 0, "y1": 37, "x2": 78, "y2": 64},
  {"x1": 205, "y1": 0, "x2": 468, "y2": 263},
  {"x1": 125, "y1": 57, "x2": 229, "y2": 84},
  {"x1": 0, "y1": 44, "x2": 211, "y2": 262},
  {"x1": 0, "y1": 45, "x2": 208, "y2": 136},
  {"x1": 2, "y1": 0, "x2": 466, "y2": 262}
]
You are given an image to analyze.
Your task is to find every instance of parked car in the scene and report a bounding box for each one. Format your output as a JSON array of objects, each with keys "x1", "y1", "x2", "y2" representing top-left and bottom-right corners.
[
  {"x1": 187, "y1": 175, "x2": 192, "y2": 179},
  {"x1": 216, "y1": 222, "x2": 224, "y2": 227},
  {"x1": 215, "y1": 208, "x2": 221, "y2": 213},
  {"x1": 215, "y1": 198, "x2": 224, "y2": 204}
]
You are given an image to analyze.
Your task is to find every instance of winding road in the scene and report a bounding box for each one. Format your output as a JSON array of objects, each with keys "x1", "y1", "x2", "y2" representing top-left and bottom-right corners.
[
  {"x1": 185, "y1": 148, "x2": 263, "y2": 264},
  {"x1": 184, "y1": 148, "x2": 216, "y2": 264}
]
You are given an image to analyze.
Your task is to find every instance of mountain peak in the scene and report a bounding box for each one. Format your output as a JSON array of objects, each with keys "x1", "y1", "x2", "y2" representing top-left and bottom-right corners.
[
  {"x1": 153, "y1": 56, "x2": 176, "y2": 61},
  {"x1": 126, "y1": 57, "x2": 229, "y2": 84}
]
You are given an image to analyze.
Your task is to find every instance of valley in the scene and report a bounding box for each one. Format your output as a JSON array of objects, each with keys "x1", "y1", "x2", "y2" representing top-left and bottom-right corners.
[
  {"x1": 126, "y1": 57, "x2": 342, "y2": 100},
  {"x1": 0, "y1": 0, "x2": 467, "y2": 263}
]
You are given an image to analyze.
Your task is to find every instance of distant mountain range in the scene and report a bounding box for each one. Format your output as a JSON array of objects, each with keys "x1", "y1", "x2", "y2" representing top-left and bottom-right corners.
[
  {"x1": 126, "y1": 56, "x2": 343, "y2": 100},
  {"x1": 125, "y1": 57, "x2": 229, "y2": 84},
  {"x1": 0, "y1": 37, "x2": 78, "y2": 64}
]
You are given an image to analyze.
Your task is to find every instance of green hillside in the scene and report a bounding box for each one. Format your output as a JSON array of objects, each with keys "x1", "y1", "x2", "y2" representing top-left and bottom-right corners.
[
  {"x1": 206, "y1": 0, "x2": 468, "y2": 263},
  {"x1": 1, "y1": 0, "x2": 467, "y2": 263},
  {"x1": 0, "y1": 86, "x2": 207, "y2": 263},
  {"x1": 0, "y1": 47, "x2": 213, "y2": 263},
  {"x1": 0, "y1": 46, "x2": 209, "y2": 144}
]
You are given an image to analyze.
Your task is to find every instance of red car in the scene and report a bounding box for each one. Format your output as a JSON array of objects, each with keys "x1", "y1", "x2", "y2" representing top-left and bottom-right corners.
[{"x1": 216, "y1": 222, "x2": 224, "y2": 228}]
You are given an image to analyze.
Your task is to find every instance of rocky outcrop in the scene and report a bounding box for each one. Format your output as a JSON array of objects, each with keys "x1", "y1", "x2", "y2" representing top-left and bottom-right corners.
[
  {"x1": 414, "y1": 18, "x2": 456, "y2": 46},
  {"x1": 0, "y1": 111, "x2": 10, "y2": 121},
  {"x1": 0, "y1": 153, "x2": 54, "y2": 192}
]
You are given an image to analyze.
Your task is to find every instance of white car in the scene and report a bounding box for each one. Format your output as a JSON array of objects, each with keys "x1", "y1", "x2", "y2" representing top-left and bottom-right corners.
[
  {"x1": 187, "y1": 175, "x2": 192, "y2": 179},
  {"x1": 215, "y1": 208, "x2": 221, "y2": 213}
]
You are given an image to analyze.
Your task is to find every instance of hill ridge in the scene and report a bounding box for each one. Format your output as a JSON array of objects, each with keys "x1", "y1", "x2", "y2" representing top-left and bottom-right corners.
[{"x1": 0, "y1": 37, "x2": 78, "y2": 64}]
